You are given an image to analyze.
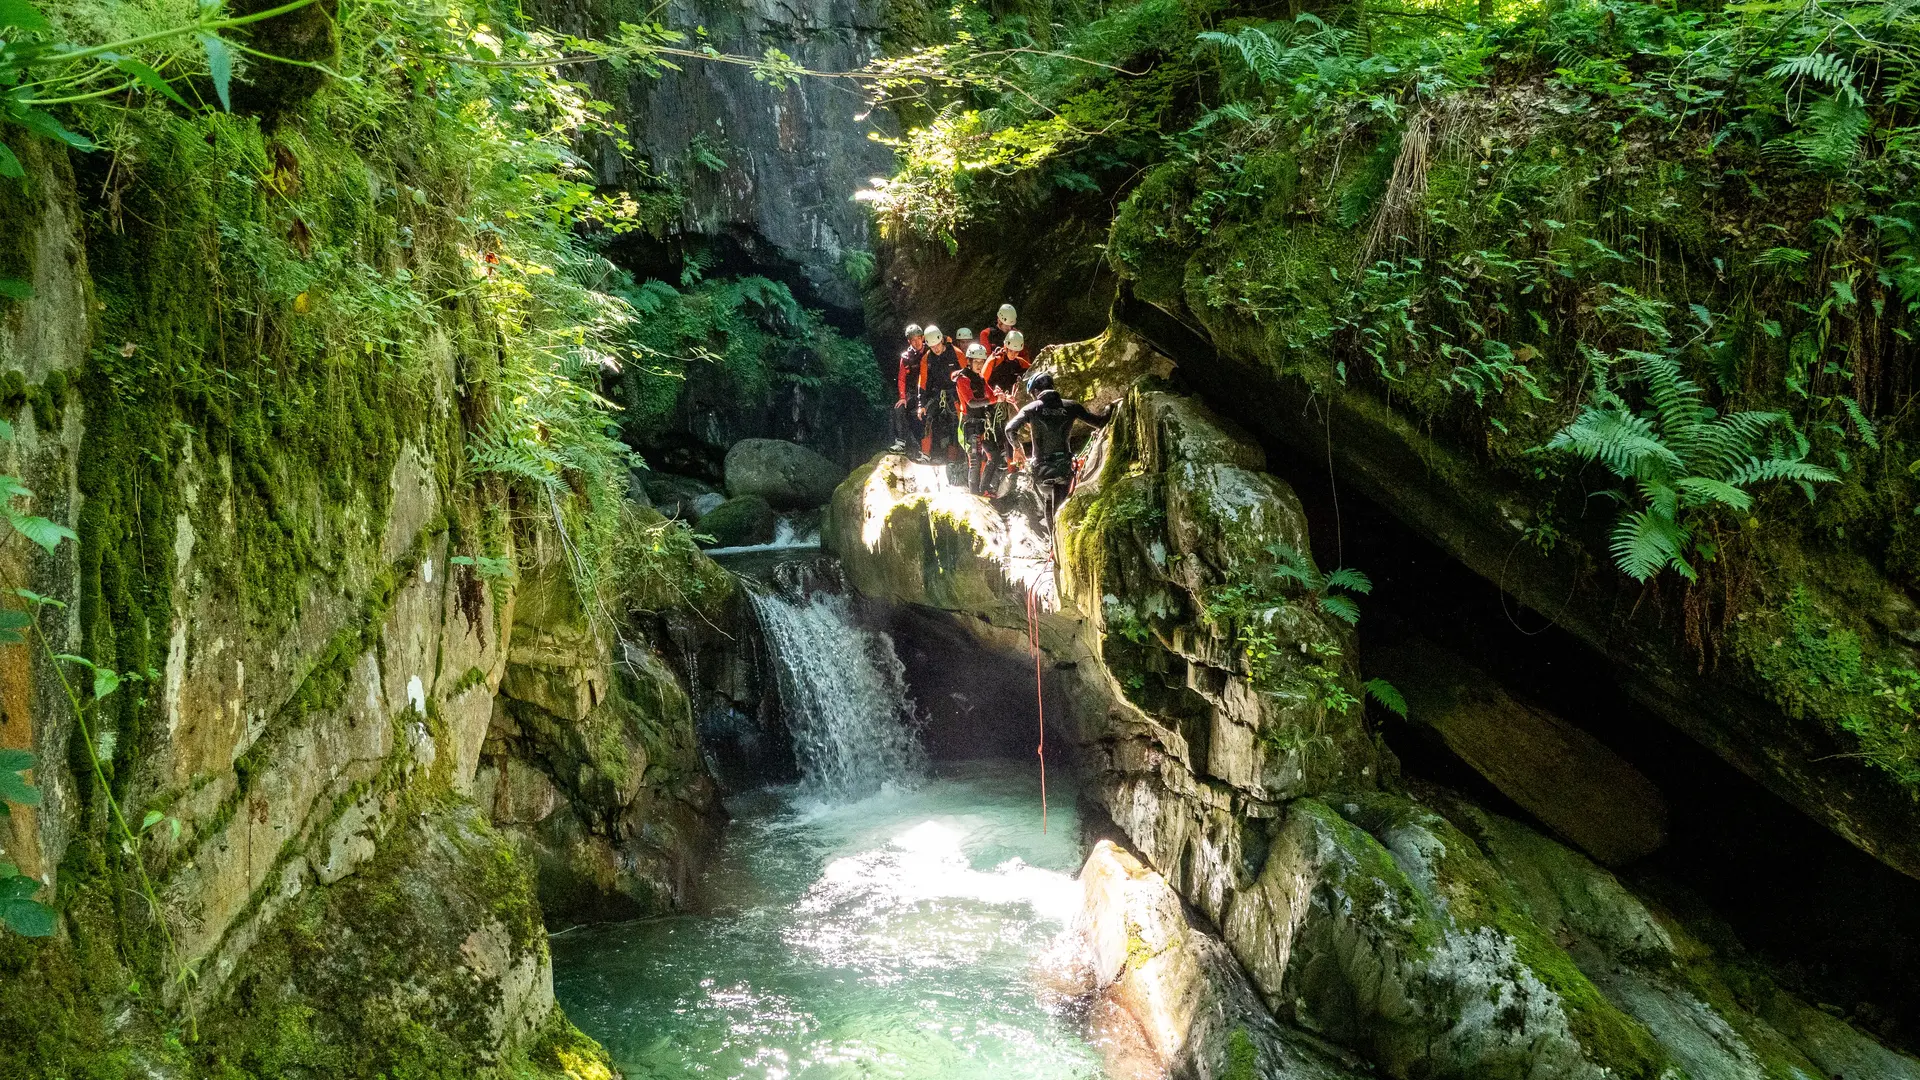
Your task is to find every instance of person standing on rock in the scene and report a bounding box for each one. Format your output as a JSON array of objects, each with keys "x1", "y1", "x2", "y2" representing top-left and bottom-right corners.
[
  {"x1": 894, "y1": 323, "x2": 927, "y2": 454},
  {"x1": 1005, "y1": 371, "x2": 1109, "y2": 524},
  {"x1": 919, "y1": 326, "x2": 962, "y2": 461},
  {"x1": 953, "y1": 343, "x2": 1000, "y2": 494},
  {"x1": 979, "y1": 303, "x2": 1017, "y2": 354},
  {"x1": 983, "y1": 329, "x2": 1032, "y2": 478}
]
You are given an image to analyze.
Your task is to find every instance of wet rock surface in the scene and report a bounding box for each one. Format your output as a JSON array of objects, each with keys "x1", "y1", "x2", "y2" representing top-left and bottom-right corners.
[
  {"x1": 1372, "y1": 638, "x2": 1669, "y2": 866},
  {"x1": 829, "y1": 369, "x2": 1920, "y2": 1079},
  {"x1": 725, "y1": 437, "x2": 848, "y2": 509}
]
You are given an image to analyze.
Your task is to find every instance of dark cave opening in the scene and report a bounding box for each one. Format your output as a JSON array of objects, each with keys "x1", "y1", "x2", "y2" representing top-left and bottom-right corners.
[{"x1": 1249, "y1": 408, "x2": 1920, "y2": 1050}]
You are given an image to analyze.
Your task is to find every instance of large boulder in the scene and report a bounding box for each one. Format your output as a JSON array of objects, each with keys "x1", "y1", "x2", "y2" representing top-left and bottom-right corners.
[
  {"x1": 724, "y1": 438, "x2": 846, "y2": 509},
  {"x1": 1372, "y1": 639, "x2": 1669, "y2": 866},
  {"x1": 1075, "y1": 839, "x2": 1365, "y2": 1080},
  {"x1": 696, "y1": 494, "x2": 778, "y2": 548}
]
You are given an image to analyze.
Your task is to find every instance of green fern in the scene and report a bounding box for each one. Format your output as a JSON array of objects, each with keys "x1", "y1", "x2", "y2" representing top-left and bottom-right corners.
[
  {"x1": 1544, "y1": 295, "x2": 1838, "y2": 582},
  {"x1": 1267, "y1": 542, "x2": 1372, "y2": 624}
]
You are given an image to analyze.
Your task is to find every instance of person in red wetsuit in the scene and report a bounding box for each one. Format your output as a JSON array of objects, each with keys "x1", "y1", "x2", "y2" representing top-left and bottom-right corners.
[
  {"x1": 953, "y1": 343, "x2": 999, "y2": 493},
  {"x1": 978, "y1": 303, "x2": 1017, "y2": 354},
  {"x1": 893, "y1": 322, "x2": 927, "y2": 453},
  {"x1": 983, "y1": 329, "x2": 1032, "y2": 473}
]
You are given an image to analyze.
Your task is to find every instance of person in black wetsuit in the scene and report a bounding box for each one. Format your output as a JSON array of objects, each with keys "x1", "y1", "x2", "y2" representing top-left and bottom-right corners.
[
  {"x1": 1004, "y1": 371, "x2": 1110, "y2": 522},
  {"x1": 919, "y1": 327, "x2": 962, "y2": 460}
]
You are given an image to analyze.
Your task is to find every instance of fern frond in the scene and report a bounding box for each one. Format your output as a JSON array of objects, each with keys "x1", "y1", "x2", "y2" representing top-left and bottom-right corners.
[
  {"x1": 1545, "y1": 408, "x2": 1682, "y2": 481},
  {"x1": 1725, "y1": 457, "x2": 1841, "y2": 486},
  {"x1": 1841, "y1": 396, "x2": 1881, "y2": 450},
  {"x1": 1319, "y1": 594, "x2": 1362, "y2": 625},
  {"x1": 1364, "y1": 678, "x2": 1408, "y2": 718},
  {"x1": 1324, "y1": 567, "x2": 1373, "y2": 595},
  {"x1": 1675, "y1": 476, "x2": 1754, "y2": 511},
  {"x1": 1611, "y1": 509, "x2": 1694, "y2": 582}
]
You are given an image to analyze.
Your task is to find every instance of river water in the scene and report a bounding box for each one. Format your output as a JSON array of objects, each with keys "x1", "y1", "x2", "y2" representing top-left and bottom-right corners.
[
  {"x1": 552, "y1": 577, "x2": 1102, "y2": 1079},
  {"x1": 552, "y1": 765, "x2": 1098, "y2": 1079}
]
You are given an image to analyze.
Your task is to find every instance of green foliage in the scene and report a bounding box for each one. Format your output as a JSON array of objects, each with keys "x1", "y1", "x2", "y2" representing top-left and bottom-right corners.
[
  {"x1": 1543, "y1": 292, "x2": 1838, "y2": 581},
  {"x1": 1267, "y1": 541, "x2": 1372, "y2": 625},
  {"x1": 1363, "y1": 677, "x2": 1406, "y2": 718},
  {"x1": 617, "y1": 273, "x2": 882, "y2": 435},
  {"x1": 0, "y1": 749, "x2": 52, "y2": 937},
  {"x1": 1737, "y1": 586, "x2": 1920, "y2": 793}
]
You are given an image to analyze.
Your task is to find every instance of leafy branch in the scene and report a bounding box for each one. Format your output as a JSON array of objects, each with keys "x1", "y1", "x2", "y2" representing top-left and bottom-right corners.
[{"x1": 0, "y1": 0, "x2": 321, "y2": 178}]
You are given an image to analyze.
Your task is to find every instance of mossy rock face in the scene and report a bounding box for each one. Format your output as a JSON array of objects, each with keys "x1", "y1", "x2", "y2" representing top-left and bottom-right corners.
[
  {"x1": 724, "y1": 438, "x2": 847, "y2": 510},
  {"x1": 1222, "y1": 795, "x2": 1665, "y2": 1080},
  {"x1": 697, "y1": 494, "x2": 779, "y2": 548},
  {"x1": 483, "y1": 563, "x2": 724, "y2": 920},
  {"x1": 195, "y1": 806, "x2": 575, "y2": 1079}
]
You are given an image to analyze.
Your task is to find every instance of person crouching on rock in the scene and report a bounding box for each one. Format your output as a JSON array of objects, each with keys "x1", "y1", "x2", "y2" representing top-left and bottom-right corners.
[
  {"x1": 919, "y1": 325, "x2": 961, "y2": 461},
  {"x1": 1005, "y1": 371, "x2": 1110, "y2": 523},
  {"x1": 953, "y1": 343, "x2": 1000, "y2": 494},
  {"x1": 894, "y1": 322, "x2": 927, "y2": 455}
]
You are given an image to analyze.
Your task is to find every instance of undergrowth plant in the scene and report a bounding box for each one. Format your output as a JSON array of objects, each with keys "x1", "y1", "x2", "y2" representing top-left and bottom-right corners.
[{"x1": 1543, "y1": 291, "x2": 1838, "y2": 581}]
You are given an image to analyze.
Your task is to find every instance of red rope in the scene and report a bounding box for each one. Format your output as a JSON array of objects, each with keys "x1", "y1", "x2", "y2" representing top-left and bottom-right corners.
[{"x1": 1027, "y1": 583, "x2": 1047, "y2": 834}]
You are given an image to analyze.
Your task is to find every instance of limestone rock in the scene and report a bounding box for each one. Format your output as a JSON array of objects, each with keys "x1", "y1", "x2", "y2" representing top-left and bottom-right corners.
[
  {"x1": 724, "y1": 438, "x2": 848, "y2": 509},
  {"x1": 1372, "y1": 639, "x2": 1668, "y2": 866},
  {"x1": 1077, "y1": 839, "x2": 1365, "y2": 1080},
  {"x1": 698, "y1": 494, "x2": 779, "y2": 548},
  {"x1": 823, "y1": 452, "x2": 1058, "y2": 638}
]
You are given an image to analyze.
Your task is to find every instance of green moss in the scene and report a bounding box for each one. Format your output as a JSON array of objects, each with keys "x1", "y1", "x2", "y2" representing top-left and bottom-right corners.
[
  {"x1": 1734, "y1": 583, "x2": 1920, "y2": 794},
  {"x1": 195, "y1": 804, "x2": 571, "y2": 1080},
  {"x1": 1220, "y1": 1027, "x2": 1259, "y2": 1080},
  {"x1": 1412, "y1": 807, "x2": 1668, "y2": 1079}
]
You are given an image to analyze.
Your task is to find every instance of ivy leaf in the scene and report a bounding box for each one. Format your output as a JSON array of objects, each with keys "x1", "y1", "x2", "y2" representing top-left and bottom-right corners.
[
  {"x1": 0, "y1": 141, "x2": 18, "y2": 181},
  {"x1": 141, "y1": 809, "x2": 163, "y2": 832},
  {"x1": 197, "y1": 33, "x2": 232, "y2": 111},
  {"x1": 8, "y1": 512, "x2": 75, "y2": 554},
  {"x1": 0, "y1": 892, "x2": 57, "y2": 937},
  {"x1": 0, "y1": 0, "x2": 50, "y2": 32},
  {"x1": 0, "y1": 748, "x2": 39, "y2": 807},
  {"x1": 92, "y1": 667, "x2": 119, "y2": 701}
]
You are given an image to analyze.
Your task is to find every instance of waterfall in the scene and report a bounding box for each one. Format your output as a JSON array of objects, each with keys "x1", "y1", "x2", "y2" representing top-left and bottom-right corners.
[{"x1": 746, "y1": 574, "x2": 926, "y2": 798}]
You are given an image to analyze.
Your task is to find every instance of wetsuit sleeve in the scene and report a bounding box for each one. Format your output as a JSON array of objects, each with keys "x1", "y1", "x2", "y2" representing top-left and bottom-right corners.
[
  {"x1": 1005, "y1": 401, "x2": 1039, "y2": 442},
  {"x1": 1068, "y1": 401, "x2": 1112, "y2": 428},
  {"x1": 952, "y1": 369, "x2": 976, "y2": 409}
]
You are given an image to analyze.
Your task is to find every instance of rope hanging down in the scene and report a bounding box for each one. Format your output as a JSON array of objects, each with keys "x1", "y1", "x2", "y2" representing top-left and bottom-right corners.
[{"x1": 1026, "y1": 582, "x2": 1047, "y2": 835}]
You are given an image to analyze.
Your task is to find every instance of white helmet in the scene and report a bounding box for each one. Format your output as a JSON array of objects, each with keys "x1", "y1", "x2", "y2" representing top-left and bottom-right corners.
[
  {"x1": 904, "y1": 322, "x2": 923, "y2": 339},
  {"x1": 997, "y1": 303, "x2": 1017, "y2": 325},
  {"x1": 956, "y1": 327, "x2": 976, "y2": 342},
  {"x1": 1005, "y1": 330, "x2": 1024, "y2": 350},
  {"x1": 966, "y1": 342, "x2": 987, "y2": 360},
  {"x1": 923, "y1": 325, "x2": 944, "y2": 346}
]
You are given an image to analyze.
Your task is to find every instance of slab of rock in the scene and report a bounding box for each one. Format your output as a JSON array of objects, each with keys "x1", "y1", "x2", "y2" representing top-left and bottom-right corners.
[
  {"x1": 697, "y1": 494, "x2": 778, "y2": 548},
  {"x1": 1371, "y1": 638, "x2": 1668, "y2": 866},
  {"x1": 725, "y1": 438, "x2": 846, "y2": 509},
  {"x1": 1076, "y1": 839, "x2": 1364, "y2": 1080}
]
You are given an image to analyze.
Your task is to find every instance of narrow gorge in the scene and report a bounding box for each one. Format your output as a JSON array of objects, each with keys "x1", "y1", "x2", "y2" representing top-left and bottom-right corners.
[{"x1": 6, "y1": 0, "x2": 1920, "y2": 1077}]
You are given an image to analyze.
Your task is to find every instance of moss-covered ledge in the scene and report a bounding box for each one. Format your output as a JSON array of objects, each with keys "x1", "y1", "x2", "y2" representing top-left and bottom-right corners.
[{"x1": 1116, "y1": 291, "x2": 1920, "y2": 883}]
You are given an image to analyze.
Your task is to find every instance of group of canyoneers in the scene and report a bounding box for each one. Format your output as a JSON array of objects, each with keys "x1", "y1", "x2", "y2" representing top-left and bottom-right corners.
[{"x1": 893, "y1": 303, "x2": 1111, "y2": 520}]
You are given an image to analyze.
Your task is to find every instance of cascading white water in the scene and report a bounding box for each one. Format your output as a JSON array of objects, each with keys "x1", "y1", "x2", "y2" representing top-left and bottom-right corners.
[{"x1": 746, "y1": 583, "x2": 927, "y2": 798}]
